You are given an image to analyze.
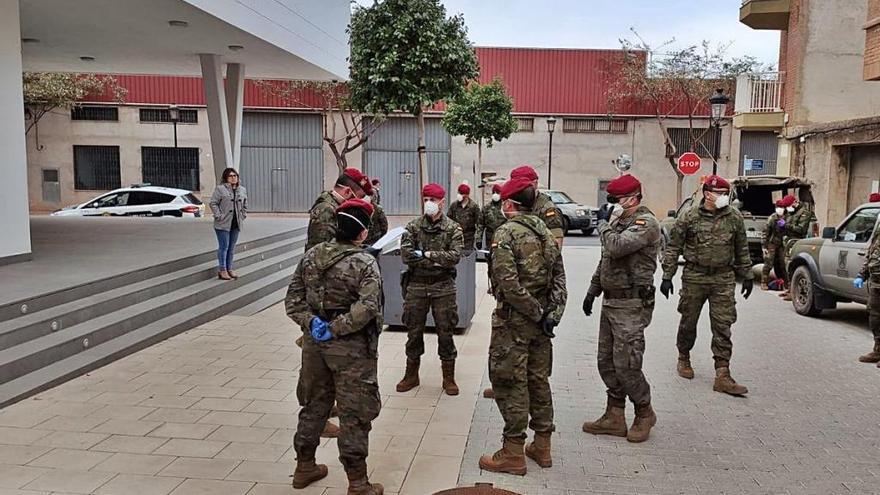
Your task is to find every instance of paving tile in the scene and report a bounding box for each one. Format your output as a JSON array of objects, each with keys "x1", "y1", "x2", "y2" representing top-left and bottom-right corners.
[
  {"x1": 153, "y1": 438, "x2": 229, "y2": 458},
  {"x1": 215, "y1": 442, "x2": 290, "y2": 462},
  {"x1": 92, "y1": 452, "x2": 177, "y2": 475},
  {"x1": 141, "y1": 408, "x2": 210, "y2": 424},
  {"x1": 399, "y1": 453, "x2": 462, "y2": 494},
  {"x1": 184, "y1": 386, "x2": 242, "y2": 399},
  {"x1": 415, "y1": 433, "x2": 467, "y2": 458},
  {"x1": 158, "y1": 457, "x2": 240, "y2": 479},
  {"x1": 0, "y1": 427, "x2": 51, "y2": 445},
  {"x1": 0, "y1": 446, "x2": 52, "y2": 465},
  {"x1": 190, "y1": 398, "x2": 252, "y2": 412},
  {"x1": 246, "y1": 483, "x2": 324, "y2": 495},
  {"x1": 168, "y1": 479, "x2": 253, "y2": 495},
  {"x1": 90, "y1": 435, "x2": 168, "y2": 454},
  {"x1": 148, "y1": 422, "x2": 219, "y2": 440},
  {"x1": 87, "y1": 405, "x2": 156, "y2": 421},
  {"x1": 241, "y1": 401, "x2": 295, "y2": 415},
  {"x1": 233, "y1": 389, "x2": 289, "y2": 402},
  {"x1": 94, "y1": 474, "x2": 184, "y2": 495},
  {"x1": 27, "y1": 448, "x2": 112, "y2": 470},
  {"x1": 0, "y1": 410, "x2": 55, "y2": 429},
  {"x1": 138, "y1": 395, "x2": 200, "y2": 409},
  {"x1": 36, "y1": 416, "x2": 107, "y2": 433},
  {"x1": 31, "y1": 431, "x2": 109, "y2": 450},
  {"x1": 251, "y1": 414, "x2": 296, "y2": 429},
  {"x1": 206, "y1": 426, "x2": 276, "y2": 444},
  {"x1": 0, "y1": 465, "x2": 51, "y2": 489},
  {"x1": 23, "y1": 469, "x2": 114, "y2": 494},
  {"x1": 91, "y1": 419, "x2": 162, "y2": 436},
  {"x1": 198, "y1": 411, "x2": 262, "y2": 427},
  {"x1": 225, "y1": 461, "x2": 292, "y2": 484}
]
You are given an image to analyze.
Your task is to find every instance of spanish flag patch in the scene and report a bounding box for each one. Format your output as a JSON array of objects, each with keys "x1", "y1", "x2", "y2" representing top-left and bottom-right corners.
[
  {"x1": 545, "y1": 210, "x2": 556, "y2": 217},
  {"x1": 634, "y1": 219, "x2": 647, "y2": 226}
]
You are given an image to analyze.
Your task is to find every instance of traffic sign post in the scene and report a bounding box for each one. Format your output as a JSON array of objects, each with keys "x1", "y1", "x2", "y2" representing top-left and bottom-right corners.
[{"x1": 677, "y1": 152, "x2": 702, "y2": 176}]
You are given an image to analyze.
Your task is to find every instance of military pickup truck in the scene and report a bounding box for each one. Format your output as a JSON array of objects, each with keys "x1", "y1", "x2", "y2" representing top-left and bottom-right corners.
[{"x1": 787, "y1": 202, "x2": 880, "y2": 316}]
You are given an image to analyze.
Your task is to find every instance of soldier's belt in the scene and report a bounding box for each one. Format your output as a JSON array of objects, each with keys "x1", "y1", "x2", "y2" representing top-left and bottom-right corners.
[
  {"x1": 604, "y1": 286, "x2": 653, "y2": 300},
  {"x1": 685, "y1": 263, "x2": 733, "y2": 276},
  {"x1": 409, "y1": 274, "x2": 453, "y2": 284}
]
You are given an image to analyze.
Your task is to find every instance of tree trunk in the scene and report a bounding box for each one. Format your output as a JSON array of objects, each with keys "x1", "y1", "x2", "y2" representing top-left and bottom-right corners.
[
  {"x1": 477, "y1": 140, "x2": 483, "y2": 206},
  {"x1": 416, "y1": 108, "x2": 427, "y2": 213}
]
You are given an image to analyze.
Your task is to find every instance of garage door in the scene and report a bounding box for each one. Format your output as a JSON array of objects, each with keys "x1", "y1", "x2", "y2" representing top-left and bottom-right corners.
[
  {"x1": 239, "y1": 112, "x2": 323, "y2": 212},
  {"x1": 363, "y1": 117, "x2": 451, "y2": 215},
  {"x1": 848, "y1": 145, "x2": 880, "y2": 213},
  {"x1": 739, "y1": 131, "x2": 778, "y2": 176}
]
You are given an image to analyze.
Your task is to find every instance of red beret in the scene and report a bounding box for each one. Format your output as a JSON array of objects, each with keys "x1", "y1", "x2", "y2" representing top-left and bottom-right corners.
[
  {"x1": 606, "y1": 174, "x2": 641, "y2": 197},
  {"x1": 775, "y1": 198, "x2": 785, "y2": 208},
  {"x1": 458, "y1": 184, "x2": 471, "y2": 195},
  {"x1": 343, "y1": 168, "x2": 373, "y2": 195},
  {"x1": 703, "y1": 175, "x2": 731, "y2": 190},
  {"x1": 870, "y1": 193, "x2": 880, "y2": 203},
  {"x1": 491, "y1": 184, "x2": 502, "y2": 194},
  {"x1": 336, "y1": 198, "x2": 374, "y2": 217},
  {"x1": 500, "y1": 177, "x2": 533, "y2": 201},
  {"x1": 778, "y1": 195, "x2": 796, "y2": 208},
  {"x1": 422, "y1": 183, "x2": 445, "y2": 199},
  {"x1": 510, "y1": 165, "x2": 538, "y2": 181}
]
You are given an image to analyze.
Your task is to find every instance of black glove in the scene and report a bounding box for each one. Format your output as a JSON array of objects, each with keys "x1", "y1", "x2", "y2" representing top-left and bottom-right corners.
[
  {"x1": 660, "y1": 279, "x2": 674, "y2": 299},
  {"x1": 741, "y1": 279, "x2": 753, "y2": 299},
  {"x1": 475, "y1": 240, "x2": 483, "y2": 250},
  {"x1": 540, "y1": 315, "x2": 558, "y2": 338},
  {"x1": 596, "y1": 203, "x2": 614, "y2": 223},
  {"x1": 582, "y1": 294, "x2": 595, "y2": 316},
  {"x1": 363, "y1": 246, "x2": 382, "y2": 258}
]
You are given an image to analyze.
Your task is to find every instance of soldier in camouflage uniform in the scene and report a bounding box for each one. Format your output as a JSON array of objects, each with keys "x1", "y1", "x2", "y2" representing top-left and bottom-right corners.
[
  {"x1": 447, "y1": 183, "x2": 482, "y2": 250},
  {"x1": 306, "y1": 168, "x2": 372, "y2": 251},
  {"x1": 477, "y1": 183, "x2": 507, "y2": 296},
  {"x1": 661, "y1": 175, "x2": 753, "y2": 396},
  {"x1": 365, "y1": 198, "x2": 388, "y2": 246},
  {"x1": 396, "y1": 183, "x2": 465, "y2": 396},
  {"x1": 581, "y1": 174, "x2": 659, "y2": 443},
  {"x1": 761, "y1": 198, "x2": 788, "y2": 290},
  {"x1": 285, "y1": 199, "x2": 384, "y2": 495},
  {"x1": 854, "y1": 193, "x2": 880, "y2": 365},
  {"x1": 778, "y1": 194, "x2": 817, "y2": 300},
  {"x1": 479, "y1": 177, "x2": 567, "y2": 475},
  {"x1": 510, "y1": 165, "x2": 565, "y2": 247}
]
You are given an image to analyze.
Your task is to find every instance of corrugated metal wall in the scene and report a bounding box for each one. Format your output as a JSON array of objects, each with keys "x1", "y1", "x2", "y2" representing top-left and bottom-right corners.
[
  {"x1": 739, "y1": 131, "x2": 779, "y2": 176},
  {"x1": 364, "y1": 118, "x2": 451, "y2": 215},
  {"x1": 239, "y1": 112, "x2": 323, "y2": 212}
]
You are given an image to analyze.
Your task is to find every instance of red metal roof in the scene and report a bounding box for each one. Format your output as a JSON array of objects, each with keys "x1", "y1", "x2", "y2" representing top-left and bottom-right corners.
[{"x1": 86, "y1": 47, "x2": 689, "y2": 116}]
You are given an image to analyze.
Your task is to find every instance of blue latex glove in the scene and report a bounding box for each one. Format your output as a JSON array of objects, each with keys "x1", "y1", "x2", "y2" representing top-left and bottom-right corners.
[
  {"x1": 413, "y1": 250, "x2": 424, "y2": 259},
  {"x1": 310, "y1": 317, "x2": 332, "y2": 342},
  {"x1": 854, "y1": 277, "x2": 865, "y2": 289},
  {"x1": 776, "y1": 219, "x2": 786, "y2": 229}
]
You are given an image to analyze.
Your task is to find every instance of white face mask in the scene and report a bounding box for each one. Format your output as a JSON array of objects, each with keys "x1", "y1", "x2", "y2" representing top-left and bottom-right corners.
[
  {"x1": 714, "y1": 194, "x2": 731, "y2": 209},
  {"x1": 786, "y1": 206, "x2": 795, "y2": 213},
  {"x1": 456, "y1": 194, "x2": 464, "y2": 203},
  {"x1": 491, "y1": 193, "x2": 501, "y2": 202},
  {"x1": 424, "y1": 200, "x2": 440, "y2": 217},
  {"x1": 775, "y1": 207, "x2": 785, "y2": 217},
  {"x1": 609, "y1": 204, "x2": 625, "y2": 224}
]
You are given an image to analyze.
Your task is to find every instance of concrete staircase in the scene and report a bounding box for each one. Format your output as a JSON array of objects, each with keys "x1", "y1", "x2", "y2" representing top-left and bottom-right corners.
[{"x1": 0, "y1": 227, "x2": 306, "y2": 407}]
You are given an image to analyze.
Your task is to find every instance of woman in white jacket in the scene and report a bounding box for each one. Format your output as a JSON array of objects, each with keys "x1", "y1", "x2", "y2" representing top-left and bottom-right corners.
[{"x1": 209, "y1": 168, "x2": 247, "y2": 280}]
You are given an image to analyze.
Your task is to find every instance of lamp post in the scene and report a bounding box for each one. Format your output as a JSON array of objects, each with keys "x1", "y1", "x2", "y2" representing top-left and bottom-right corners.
[
  {"x1": 708, "y1": 88, "x2": 730, "y2": 175},
  {"x1": 168, "y1": 104, "x2": 180, "y2": 188},
  {"x1": 546, "y1": 116, "x2": 557, "y2": 188}
]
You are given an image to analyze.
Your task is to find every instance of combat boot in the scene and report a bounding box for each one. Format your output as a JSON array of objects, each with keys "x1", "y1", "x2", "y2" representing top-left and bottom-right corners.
[
  {"x1": 346, "y1": 467, "x2": 383, "y2": 495},
  {"x1": 479, "y1": 437, "x2": 527, "y2": 475},
  {"x1": 321, "y1": 420, "x2": 340, "y2": 438},
  {"x1": 525, "y1": 431, "x2": 552, "y2": 468},
  {"x1": 713, "y1": 367, "x2": 749, "y2": 396},
  {"x1": 483, "y1": 387, "x2": 495, "y2": 399},
  {"x1": 677, "y1": 354, "x2": 694, "y2": 379},
  {"x1": 582, "y1": 399, "x2": 627, "y2": 437},
  {"x1": 859, "y1": 343, "x2": 880, "y2": 363},
  {"x1": 627, "y1": 403, "x2": 657, "y2": 443},
  {"x1": 441, "y1": 360, "x2": 459, "y2": 396},
  {"x1": 395, "y1": 358, "x2": 420, "y2": 393},
  {"x1": 292, "y1": 460, "x2": 328, "y2": 489}
]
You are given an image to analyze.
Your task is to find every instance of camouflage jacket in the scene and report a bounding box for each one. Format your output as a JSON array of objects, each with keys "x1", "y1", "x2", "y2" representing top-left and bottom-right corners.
[
  {"x1": 859, "y1": 223, "x2": 880, "y2": 279},
  {"x1": 533, "y1": 192, "x2": 565, "y2": 241},
  {"x1": 662, "y1": 201, "x2": 753, "y2": 284},
  {"x1": 588, "y1": 206, "x2": 660, "y2": 296},
  {"x1": 365, "y1": 204, "x2": 388, "y2": 246},
  {"x1": 306, "y1": 191, "x2": 341, "y2": 251},
  {"x1": 285, "y1": 240, "x2": 383, "y2": 354},
  {"x1": 448, "y1": 199, "x2": 482, "y2": 248},
  {"x1": 400, "y1": 215, "x2": 464, "y2": 279},
  {"x1": 762, "y1": 213, "x2": 786, "y2": 248},
  {"x1": 491, "y1": 214, "x2": 567, "y2": 324},
  {"x1": 783, "y1": 205, "x2": 814, "y2": 241},
  {"x1": 477, "y1": 200, "x2": 507, "y2": 247}
]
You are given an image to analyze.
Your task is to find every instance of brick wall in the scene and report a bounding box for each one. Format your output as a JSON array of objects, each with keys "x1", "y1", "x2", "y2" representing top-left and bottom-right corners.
[
  {"x1": 865, "y1": 0, "x2": 880, "y2": 80},
  {"x1": 783, "y1": 0, "x2": 806, "y2": 123}
]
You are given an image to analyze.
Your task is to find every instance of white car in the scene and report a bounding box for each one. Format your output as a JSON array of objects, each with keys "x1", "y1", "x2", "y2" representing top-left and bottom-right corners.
[{"x1": 51, "y1": 185, "x2": 205, "y2": 218}]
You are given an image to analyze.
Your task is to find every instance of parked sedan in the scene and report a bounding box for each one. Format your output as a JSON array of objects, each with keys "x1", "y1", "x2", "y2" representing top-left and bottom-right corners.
[
  {"x1": 52, "y1": 185, "x2": 205, "y2": 218},
  {"x1": 541, "y1": 189, "x2": 597, "y2": 235}
]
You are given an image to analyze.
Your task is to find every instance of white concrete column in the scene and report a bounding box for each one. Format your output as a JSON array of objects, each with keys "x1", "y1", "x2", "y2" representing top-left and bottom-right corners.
[
  {"x1": 199, "y1": 54, "x2": 234, "y2": 180},
  {"x1": 225, "y1": 63, "x2": 245, "y2": 169},
  {"x1": 0, "y1": 0, "x2": 33, "y2": 263}
]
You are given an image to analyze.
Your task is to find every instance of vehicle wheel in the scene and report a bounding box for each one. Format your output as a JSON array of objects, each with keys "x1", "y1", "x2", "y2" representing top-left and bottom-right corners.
[
  {"x1": 581, "y1": 228, "x2": 595, "y2": 236},
  {"x1": 561, "y1": 216, "x2": 570, "y2": 236},
  {"x1": 791, "y1": 265, "x2": 823, "y2": 317}
]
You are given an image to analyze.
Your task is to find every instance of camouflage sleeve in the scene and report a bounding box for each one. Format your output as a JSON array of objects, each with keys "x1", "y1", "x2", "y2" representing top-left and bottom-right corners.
[
  {"x1": 446, "y1": 204, "x2": 457, "y2": 223},
  {"x1": 329, "y1": 257, "x2": 383, "y2": 337},
  {"x1": 597, "y1": 216, "x2": 660, "y2": 259},
  {"x1": 474, "y1": 204, "x2": 484, "y2": 244},
  {"x1": 306, "y1": 202, "x2": 337, "y2": 248},
  {"x1": 376, "y1": 208, "x2": 388, "y2": 239},
  {"x1": 788, "y1": 209, "x2": 812, "y2": 238},
  {"x1": 733, "y1": 214, "x2": 754, "y2": 280},
  {"x1": 662, "y1": 212, "x2": 687, "y2": 280},
  {"x1": 284, "y1": 258, "x2": 312, "y2": 328},
  {"x1": 543, "y1": 206, "x2": 565, "y2": 241},
  {"x1": 762, "y1": 216, "x2": 773, "y2": 248},
  {"x1": 547, "y1": 249, "x2": 567, "y2": 323},
  {"x1": 400, "y1": 223, "x2": 432, "y2": 268},
  {"x1": 859, "y1": 224, "x2": 880, "y2": 278},
  {"x1": 492, "y1": 228, "x2": 544, "y2": 322},
  {"x1": 427, "y1": 224, "x2": 464, "y2": 268},
  {"x1": 588, "y1": 259, "x2": 603, "y2": 298}
]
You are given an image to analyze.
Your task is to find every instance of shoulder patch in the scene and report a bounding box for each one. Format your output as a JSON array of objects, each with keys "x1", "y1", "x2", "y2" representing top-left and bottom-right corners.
[
  {"x1": 545, "y1": 210, "x2": 556, "y2": 217},
  {"x1": 491, "y1": 242, "x2": 499, "y2": 249},
  {"x1": 634, "y1": 219, "x2": 647, "y2": 226}
]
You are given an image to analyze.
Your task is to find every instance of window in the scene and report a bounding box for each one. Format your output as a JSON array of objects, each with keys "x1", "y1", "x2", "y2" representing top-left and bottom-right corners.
[
  {"x1": 183, "y1": 193, "x2": 203, "y2": 205},
  {"x1": 139, "y1": 108, "x2": 198, "y2": 124},
  {"x1": 141, "y1": 147, "x2": 200, "y2": 191},
  {"x1": 562, "y1": 118, "x2": 628, "y2": 134},
  {"x1": 128, "y1": 191, "x2": 174, "y2": 206},
  {"x1": 515, "y1": 118, "x2": 534, "y2": 132},
  {"x1": 74, "y1": 145, "x2": 121, "y2": 190},
  {"x1": 71, "y1": 106, "x2": 119, "y2": 122},
  {"x1": 546, "y1": 191, "x2": 574, "y2": 204},
  {"x1": 836, "y1": 207, "x2": 880, "y2": 243},
  {"x1": 667, "y1": 127, "x2": 721, "y2": 158},
  {"x1": 90, "y1": 192, "x2": 129, "y2": 208}
]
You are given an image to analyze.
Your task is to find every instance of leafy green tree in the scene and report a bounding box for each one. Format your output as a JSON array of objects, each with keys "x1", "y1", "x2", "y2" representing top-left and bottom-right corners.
[
  {"x1": 23, "y1": 72, "x2": 126, "y2": 138},
  {"x1": 442, "y1": 78, "x2": 517, "y2": 200},
  {"x1": 348, "y1": 0, "x2": 479, "y2": 196}
]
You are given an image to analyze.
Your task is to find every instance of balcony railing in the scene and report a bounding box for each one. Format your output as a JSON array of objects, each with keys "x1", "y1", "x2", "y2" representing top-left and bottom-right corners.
[{"x1": 734, "y1": 72, "x2": 784, "y2": 113}]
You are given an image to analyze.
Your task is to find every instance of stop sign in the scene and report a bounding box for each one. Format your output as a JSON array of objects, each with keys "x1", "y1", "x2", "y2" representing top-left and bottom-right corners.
[{"x1": 677, "y1": 152, "x2": 702, "y2": 176}]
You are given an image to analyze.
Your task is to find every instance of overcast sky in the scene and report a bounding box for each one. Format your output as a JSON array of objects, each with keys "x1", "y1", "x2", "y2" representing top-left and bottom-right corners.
[{"x1": 352, "y1": 0, "x2": 780, "y2": 66}]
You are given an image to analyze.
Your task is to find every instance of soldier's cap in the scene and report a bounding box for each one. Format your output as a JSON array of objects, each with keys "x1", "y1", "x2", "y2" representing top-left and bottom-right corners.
[
  {"x1": 422, "y1": 183, "x2": 446, "y2": 200},
  {"x1": 779, "y1": 195, "x2": 796, "y2": 208},
  {"x1": 491, "y1": 183, "x2": 502, "y2": 194},
  {"x1": 342, "y1": 168, "x2": 373, "y2": 196},
  {"x1": 606, "y1": 174, "x2": 641, "y2": 197},
  {"x1": 510, "y1": 165, "x2": 538, "y2": 181},
  {"x1": 871, "y1": 193, "x2": 880, "y2": 203},
  {"x1": 336, "y1": 199, "x2": 374, "y2": 233},
  {"x1": 702, "y1": 174, "x2": 731, "y2": 191},
  {"x1": 458, "y1": 183, "x2": 471, "y2": 195},
  {"x1": 775, "y1": 198, "x2": 785, "y2": 208},
  {"x1": 500, "y1": 177, "x2": 534, "y2": 201}
]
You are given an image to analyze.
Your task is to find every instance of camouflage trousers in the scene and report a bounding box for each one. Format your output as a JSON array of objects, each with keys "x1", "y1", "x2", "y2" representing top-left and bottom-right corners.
[
  {"x1": 488, "y1": 311, "x2": 553, "y2": 439},
  {"x1": 294, "y1": 334, "x2": 381, "y2": 472},
  {"x1": 762, "y1": 244, "x2": 787, "y2": 283},
  {"x1": 403, "y1": 280, "x2": 458, "y2": 361},
  {"x1": 869, "y1": 278, "x2": 880, "y2": 343},
  {"x1": 598, "y1": 298, "x2": 653, "y2": 406},
  {"x1": 677, "y1": 282, "x2": 736, "y2": 368}
]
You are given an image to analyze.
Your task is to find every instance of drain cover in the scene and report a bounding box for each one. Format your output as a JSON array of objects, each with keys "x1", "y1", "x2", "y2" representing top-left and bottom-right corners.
[{"x1": 433, "y1": 484, "x2": 521, "y2": 495}]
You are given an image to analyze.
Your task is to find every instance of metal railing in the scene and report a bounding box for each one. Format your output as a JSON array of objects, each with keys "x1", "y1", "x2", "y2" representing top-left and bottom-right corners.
[{"x1": 734, "y1": 72, "x2": 785, "y2": 113}]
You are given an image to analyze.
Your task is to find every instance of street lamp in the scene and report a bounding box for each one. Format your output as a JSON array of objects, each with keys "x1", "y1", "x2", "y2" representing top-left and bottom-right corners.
[
  {"x1": 169, "y1": 104, "x2": 180, "y2": 187},
  {"x1": 546, "y1": 116, "x2": 557, "y2": 189},
  {"x1": 708, "y1": 88, "x2": 730, "y2": 175}
]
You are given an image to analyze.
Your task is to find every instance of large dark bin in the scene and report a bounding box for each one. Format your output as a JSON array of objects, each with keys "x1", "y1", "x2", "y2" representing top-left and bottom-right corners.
[{"x1": 374, "y1": 227, "x2": 476, "y2": 331}]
